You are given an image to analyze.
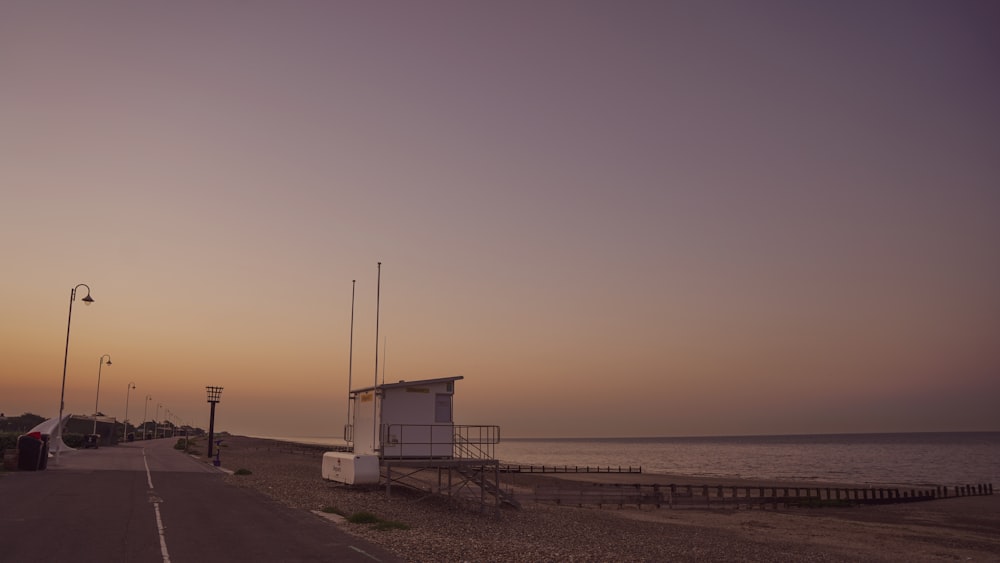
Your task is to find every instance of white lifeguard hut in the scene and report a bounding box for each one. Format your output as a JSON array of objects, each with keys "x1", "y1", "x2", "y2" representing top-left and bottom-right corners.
[
  {"x1": 321, "y1": 375, "x2": 512, "y2": 512},
  {"x1": 352, "y1": 375, "x2": 461, "y2": 458}
]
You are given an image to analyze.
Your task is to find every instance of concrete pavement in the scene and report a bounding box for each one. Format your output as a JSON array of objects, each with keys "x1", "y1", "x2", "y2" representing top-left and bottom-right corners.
[{"x1": 0, "y1": 438, "x2": 403, "y2": 563}]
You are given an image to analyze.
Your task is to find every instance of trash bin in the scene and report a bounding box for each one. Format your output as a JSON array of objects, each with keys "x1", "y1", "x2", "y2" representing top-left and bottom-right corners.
[
  {"x1": 16, "y1": 434, "x2": 43, "y2": 471},
  {"x1": 126, "y1": 432, "x2": 135, "y2": 442},
  {"x1": 38, "y1": 434, "x2": 51, "y2": 470}
]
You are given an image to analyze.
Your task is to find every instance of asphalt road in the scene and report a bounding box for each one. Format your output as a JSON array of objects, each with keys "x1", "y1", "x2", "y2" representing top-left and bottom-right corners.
[{"x1": 0, "y1": 439, "x2": 402, "y2": 563}]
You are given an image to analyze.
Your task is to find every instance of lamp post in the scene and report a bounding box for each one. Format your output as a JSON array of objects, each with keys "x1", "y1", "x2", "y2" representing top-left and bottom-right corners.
[
  {"x1": 92, "y1": 354, "x2": 112, "y2": 435},
  {"x1": 155, "y1": 403, "x2": 162, "y2": 438},
  {"x1": 55, "y1": 283, "x2": 95, "y2": 463},
  {"x1": 206, "y1": 386, "x2": 223, "y2": 459},
  {"x1": 143, "y1": 395, "x2": 152, "y2": 440},
  {"x1": 122, "y1": 382, "x2": 135, "y2": 441}
]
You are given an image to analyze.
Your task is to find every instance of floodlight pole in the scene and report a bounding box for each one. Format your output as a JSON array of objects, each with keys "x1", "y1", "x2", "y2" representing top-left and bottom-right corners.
[{"x1": 206, "y1": 386, "x2": 223, "y2": 459}]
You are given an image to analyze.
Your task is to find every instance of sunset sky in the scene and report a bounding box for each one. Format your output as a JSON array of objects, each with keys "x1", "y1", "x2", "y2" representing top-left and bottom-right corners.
[{"x1": 2, "y1": 1, "x2": 998, "y2": 439}]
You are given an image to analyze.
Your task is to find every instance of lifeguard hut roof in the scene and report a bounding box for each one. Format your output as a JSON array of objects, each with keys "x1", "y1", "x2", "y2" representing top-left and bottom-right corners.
[{"x1": 350, "y1": 375, "x2": 463, "y2": 394}]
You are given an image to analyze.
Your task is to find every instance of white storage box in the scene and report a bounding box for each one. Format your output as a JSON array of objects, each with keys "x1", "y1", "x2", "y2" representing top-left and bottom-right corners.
[{"x1": 321, "y1": 452, "x2": 380, "y2": 485}]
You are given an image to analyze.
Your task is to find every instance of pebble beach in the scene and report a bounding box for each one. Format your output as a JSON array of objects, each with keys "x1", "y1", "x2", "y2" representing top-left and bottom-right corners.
[{"x1": 207, "y1": 436, "x2": 1000, "y2": 562}]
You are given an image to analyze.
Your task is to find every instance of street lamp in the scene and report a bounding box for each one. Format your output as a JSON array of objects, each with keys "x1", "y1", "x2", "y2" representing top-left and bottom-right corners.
[
  {"x1": 156, "y1": 403, "x2": 162, "y2": 438},
  {"x1": 122, "y1": 382, "x2": 135, "y2": 442},
  {"x1": 92, "y1": 354, "x2": 112, "y2": 435},
  {"x1": 55, "y1": 283, "x2": 95, "y2": 463},
  {"x1": 143, "y1": 395, "x2": 152, "y2": 440},
  {"x1": 206, "y1": 386, "x2": 223, "y2": 459}
]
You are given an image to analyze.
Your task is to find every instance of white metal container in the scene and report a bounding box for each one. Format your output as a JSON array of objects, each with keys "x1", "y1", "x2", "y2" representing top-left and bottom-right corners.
[{"x1": 321, "y1": 452, "x2": 380, "y2": 485}]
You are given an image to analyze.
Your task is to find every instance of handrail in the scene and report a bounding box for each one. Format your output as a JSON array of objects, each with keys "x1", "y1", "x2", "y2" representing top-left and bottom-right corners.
[{"x1": 381, "y1": 424, "x2": 500, "y2": 460}]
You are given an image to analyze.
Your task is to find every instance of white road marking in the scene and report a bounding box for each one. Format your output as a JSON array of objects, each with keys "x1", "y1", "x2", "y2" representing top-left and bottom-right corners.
[
  {"x1": 143, "y1": 451, "x2": 154, "y2": 489},
  {"x1": 348, "y1": 545, "x2": 382, "y2": 561},
  {"x1": 143, "y1": 448, "x2": 172, "y2": 563}
]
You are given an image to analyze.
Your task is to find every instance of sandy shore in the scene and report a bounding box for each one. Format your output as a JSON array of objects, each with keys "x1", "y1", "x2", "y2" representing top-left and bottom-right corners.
[{"x1": 203, "y1": 436, "x2": 1000, "y2": 562}]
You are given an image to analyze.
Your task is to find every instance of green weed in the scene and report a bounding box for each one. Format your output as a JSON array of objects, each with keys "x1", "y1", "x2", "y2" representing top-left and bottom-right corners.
[
  {"x1": 345, "y1": 511, "x2": 409, "y2": 530},
  {"x1": 346, "y1": 511, "x2": 380, "y2": 524}
]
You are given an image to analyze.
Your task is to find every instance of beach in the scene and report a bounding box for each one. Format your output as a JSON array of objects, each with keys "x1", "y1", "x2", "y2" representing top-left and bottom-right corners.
[{"x1": 207, "y1": 436, "x2": 1000, "y2": 562}]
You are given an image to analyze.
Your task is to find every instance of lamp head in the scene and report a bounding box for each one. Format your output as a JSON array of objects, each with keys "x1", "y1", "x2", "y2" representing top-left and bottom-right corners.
[
  {"x1": 81, "y1": 294, "x2": 94, "y2": 305},
  {"x1": 105, "y1": 359, "x2": 112, "y2": 366},
  {"x1": 206, "y1": 385, "x2": 224, "y2": 403}
]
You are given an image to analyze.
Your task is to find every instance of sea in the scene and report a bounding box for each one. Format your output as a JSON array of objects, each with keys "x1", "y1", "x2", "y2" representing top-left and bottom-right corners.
[{"x1": 260, "y1": 431, "x2": 999, "y2": 488}]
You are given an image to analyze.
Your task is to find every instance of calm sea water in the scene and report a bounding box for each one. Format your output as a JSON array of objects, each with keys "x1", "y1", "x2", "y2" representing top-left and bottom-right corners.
[
  {"x1": 262, "y1": 432, "x2": 999, "y2": 487},
  {"x1": 495, "y1": 432, "x2": 1000, "y2": 487}
]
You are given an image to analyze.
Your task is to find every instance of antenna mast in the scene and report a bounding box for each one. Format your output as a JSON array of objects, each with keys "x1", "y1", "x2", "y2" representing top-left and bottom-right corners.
[
  {"x1": 346, "y1": 279, "x2": 356, "y2": 440},
  {"x1": 373, "y1": 261, "x2": 382, "y2": 452}
]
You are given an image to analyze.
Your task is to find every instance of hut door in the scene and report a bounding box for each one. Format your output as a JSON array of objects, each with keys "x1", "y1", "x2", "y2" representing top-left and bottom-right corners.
[{"x1": 434, "y1": 393, "x2": 452, "y2": 423}]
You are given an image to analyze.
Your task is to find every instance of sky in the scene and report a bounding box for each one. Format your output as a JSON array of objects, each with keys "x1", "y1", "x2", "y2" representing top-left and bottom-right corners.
[{"x1": 2, "y1": 1, "x2": 998, "y2": 439}]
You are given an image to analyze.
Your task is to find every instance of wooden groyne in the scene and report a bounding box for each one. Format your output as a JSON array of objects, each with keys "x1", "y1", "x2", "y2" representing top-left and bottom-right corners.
[
  {"x1": 500, "y1": 464, "x2": 642, "y2": 474},
  {"x1": 527, "y1": 482, "x2": 994, "y2": 509}
]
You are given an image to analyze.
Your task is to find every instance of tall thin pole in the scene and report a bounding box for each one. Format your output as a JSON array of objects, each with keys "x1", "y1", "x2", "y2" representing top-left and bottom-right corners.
[
  {"x1": 346, "y1": 279, "x2": 355, "y2": 439},
  {"x1": 381, "y1": 336, "x2": 387, "y2": 386},
  {"x1": 56, "y1": 283, "x2": 92, "y2": 463},
  {"x1": 56, "y1": 287, "x2": 76, "y2": 440},
  {"x1": 143, "y1": 395, "x2": 151, "y2": 439},
  {"x1": 93, "y1": 355, "x2": 111, "y2": 435},
  {"x1": 205, "y1": 386, "x2": 223, "y2": 460},
  {"x1": 122, "y1": 382, "x2": 135, "y2": 442},
  {"x1": 373, "y1": 261, "x2": 381, "y2": 453},
  {"x1": 207, "y1": 402, "x2": 217, "y2": 458},
  {"x1": 58, "y1": 287, "x2": 77, "y2": 441}
]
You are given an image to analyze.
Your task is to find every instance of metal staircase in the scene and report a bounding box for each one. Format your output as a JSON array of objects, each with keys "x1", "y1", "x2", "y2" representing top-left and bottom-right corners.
[{"x1": 456, "y1": 464, "x2": 521, "y2": 509}]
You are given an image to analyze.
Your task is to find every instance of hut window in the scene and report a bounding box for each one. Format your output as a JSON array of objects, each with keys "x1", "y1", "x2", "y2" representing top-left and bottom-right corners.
[{"x1": 434, "y1": 393, "x2": 452, "y2": 423}]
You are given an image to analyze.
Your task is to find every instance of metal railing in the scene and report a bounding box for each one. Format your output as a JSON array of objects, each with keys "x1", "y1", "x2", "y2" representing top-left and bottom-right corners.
[{"x1": 380, "y1": 424, "x2": 500, "y2": 460}]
